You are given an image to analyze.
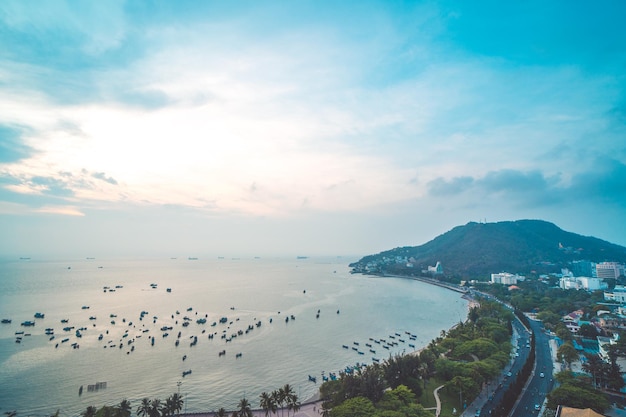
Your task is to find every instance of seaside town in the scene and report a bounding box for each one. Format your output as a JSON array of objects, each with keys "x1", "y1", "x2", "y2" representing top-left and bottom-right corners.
[
  {"x1": 4, "y1": 253, "x2": 626, "y2": 417},
  {"x1": 1, "y1": 1, "x2": 625, "y2": 417},
  {"x1": 343, "y1": 233, "x2": 626, "y2": 417}
]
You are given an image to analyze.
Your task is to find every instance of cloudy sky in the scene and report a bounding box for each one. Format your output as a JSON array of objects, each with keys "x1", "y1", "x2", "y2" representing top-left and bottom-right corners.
[{"x1": 1, "y1": 1, "x2": 625, "y2": 258}]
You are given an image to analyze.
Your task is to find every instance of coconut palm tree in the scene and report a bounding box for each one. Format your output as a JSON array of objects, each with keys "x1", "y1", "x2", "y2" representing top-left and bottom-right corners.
[
  {"x1": 216, "y1": 408, "x2": 227, "y2": 417},
  {"x1": 118, "y1": 399, "x2": 132, "y2": 417},
  {"x1": 286, "y1": 394, "x2": 299, "y2": 417},
  {"x1": 281, "y1": 384, "x2": 295, "y2": 417},
  {"x1": 273, "y1": 389, "x2": 284, "y2": 417},
  {"x1": 149, "y1": 399, "x2": 161, "y2": 417},
  {"x1": 259, "y1": 391, "x2": 276, "y2": 417},
  {"x1": 161, "y1": 397, "x2": 174, "y2": 417},
  {"x1": 169, "y1": 393, "x2": 184, "y2": 416},
  {"x1": 320, "y1": 402, "x2": 331, "y2": 417},
  {"x1": 137, "y1": 398, "x2": 151, "y2": 417},
  {"x1": 237, "y1": 398, "x2": 252, "y2": 417},
  {"x1": 82, "y1": 406, "x2": 97, "y2": 417}
]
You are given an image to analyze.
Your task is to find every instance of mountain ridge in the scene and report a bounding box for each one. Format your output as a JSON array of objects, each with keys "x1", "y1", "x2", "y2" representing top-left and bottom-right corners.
[{"x1": 349, "y1": 219, "x2": 626, "y2": 280}]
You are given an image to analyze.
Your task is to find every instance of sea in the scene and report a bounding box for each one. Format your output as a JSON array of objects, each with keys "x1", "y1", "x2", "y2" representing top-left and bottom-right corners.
[{"x1": 0, "y1": 257, "x2": 468, "y2": 416}]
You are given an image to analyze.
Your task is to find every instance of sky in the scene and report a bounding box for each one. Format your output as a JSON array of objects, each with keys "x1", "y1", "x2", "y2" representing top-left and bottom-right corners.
[{"x1": 0, "y1": 0, "x2": 625, "y2": 259}]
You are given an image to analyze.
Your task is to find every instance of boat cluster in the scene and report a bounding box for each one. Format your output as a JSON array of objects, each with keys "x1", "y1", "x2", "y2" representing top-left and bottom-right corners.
[
  {"x1": 3, "y1": 282, "x2": 356, "y2": 387},
  {"x1": 341, "y1": 330, "x2": 419, "y2": 365},
  {"x1": 1, "y1": 312, "x2": 49, "y2": 343},
  {"x1": 103, "y1": 285, "x2": 123, "y2": 293}
]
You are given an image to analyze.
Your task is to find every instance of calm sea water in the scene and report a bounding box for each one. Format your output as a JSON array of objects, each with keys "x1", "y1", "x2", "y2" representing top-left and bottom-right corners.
[{"x1": 0, "y1": 257, "x2": 467, "y2": 416}]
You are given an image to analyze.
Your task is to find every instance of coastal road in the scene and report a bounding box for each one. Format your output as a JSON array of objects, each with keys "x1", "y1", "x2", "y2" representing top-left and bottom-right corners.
[
  {"x1": 509, "y1": 318, "x2": 555, "y2": 416},
  {"x1": 461, "y1": 293, "x2": 556, "y2": 417},
  {"x1": 469, "y1": 315, "x2": 530, "y2": 417}
]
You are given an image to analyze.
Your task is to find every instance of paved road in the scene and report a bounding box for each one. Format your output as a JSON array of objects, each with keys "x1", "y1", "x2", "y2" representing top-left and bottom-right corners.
[
  {"x1": 510, "y1": 318, "x2": 555, "y2": 417},
  {"x1": 460, "y1": 292, "x2": 557, "y2": 417},
  {"x1": 464, "y1": 315, "x2": 529, "y2": 417}
]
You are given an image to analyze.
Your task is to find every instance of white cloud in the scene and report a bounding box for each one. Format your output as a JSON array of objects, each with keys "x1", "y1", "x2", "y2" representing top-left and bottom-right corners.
[
  {"x1": 1, "y1": 1, "x2": 625, "y2": 256},
  {"x1": 34, "y1": 205, "x2": 85, "y2": 216}
]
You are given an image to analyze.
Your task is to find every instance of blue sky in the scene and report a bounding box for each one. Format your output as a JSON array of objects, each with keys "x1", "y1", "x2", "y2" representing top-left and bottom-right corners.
[{"x1": 1, "y1": 0, "x2": 625, "y2": 258}]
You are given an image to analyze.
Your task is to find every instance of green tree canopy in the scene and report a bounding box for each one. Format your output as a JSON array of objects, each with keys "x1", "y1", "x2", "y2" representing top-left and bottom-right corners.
[
  {"x1": 330, "y1": 396, "x2": 376, "y2": 417},
  {"x1": 557, "y1": 341, "x2": 579, "y2": 369}
]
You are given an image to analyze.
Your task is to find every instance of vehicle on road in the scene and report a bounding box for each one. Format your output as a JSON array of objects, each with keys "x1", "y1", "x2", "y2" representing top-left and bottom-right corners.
[{"x1": 539, "y1": 372, "x2": 544, "y2": 378}]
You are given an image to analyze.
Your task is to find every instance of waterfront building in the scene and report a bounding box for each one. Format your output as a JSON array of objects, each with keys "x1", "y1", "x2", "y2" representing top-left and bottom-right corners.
[
  {"x1": 428, "y1": 261, "x2": 443, "y2": 274},
  {"x1": 490, "y1": 272, "x2": 524, "y2": 285}
]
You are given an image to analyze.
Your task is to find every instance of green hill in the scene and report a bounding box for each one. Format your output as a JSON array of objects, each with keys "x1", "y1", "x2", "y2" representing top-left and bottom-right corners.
[{"x1": 349, "y1": 220, "x2": 626, "y2": 280}]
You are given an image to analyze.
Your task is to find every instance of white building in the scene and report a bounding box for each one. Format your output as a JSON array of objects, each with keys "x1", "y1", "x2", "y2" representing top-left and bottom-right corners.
[
  {"x1": 491, "y1": 272, "x2": 524, "y2": 285},
  {"x1": 428, "y1": 261, "x2": 443, "y2": 274},
  {"x1": 560, "y1": 276, "x2": 607, "y2": 291},
  {"x1": 579, "y1": 277, "x2": 608, "y2": 291},
  {"x1": 596, "y1": 262, "x2": 625, "y2": 279},
  {"x1": 604, "y1": 285, "x2": 626, "y2": 303},
  {"x1": 598, "y1": 334, "x2": 620, "y2": 362},
  {"x1": 560, "y1": 276, "x2": 582, "y2": 290}
]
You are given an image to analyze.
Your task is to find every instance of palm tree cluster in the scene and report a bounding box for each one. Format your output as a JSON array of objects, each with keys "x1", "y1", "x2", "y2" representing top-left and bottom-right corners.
[
  {"x1": 80, "y1": 395, "x2": 183, "y2": 417},
  {"x1": 319, "y1": 359, "x2": 411, "y2": 409},
  {"x1": 258, "y1": 384, "x2": 299, "y2": 417},
  {"x1": 81, "y1": 399, "x2": 133, "y2": 417},
  {"x1": 135, "y1": 394, "x2": 184, "y2": 417}
]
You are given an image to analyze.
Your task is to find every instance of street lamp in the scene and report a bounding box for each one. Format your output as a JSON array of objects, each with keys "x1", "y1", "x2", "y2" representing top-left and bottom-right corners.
[{"x1": 177, "y1": 381, "x2": 182, "y2": 417}]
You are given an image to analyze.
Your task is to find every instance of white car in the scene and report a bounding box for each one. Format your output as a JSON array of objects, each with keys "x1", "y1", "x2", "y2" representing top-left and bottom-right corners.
[
  {"x1": 539, "y1": 372, "x2": 545, "y2": 378},
  {"x1": 534, "y1": 404, "x2": 541, "y2": 411}
]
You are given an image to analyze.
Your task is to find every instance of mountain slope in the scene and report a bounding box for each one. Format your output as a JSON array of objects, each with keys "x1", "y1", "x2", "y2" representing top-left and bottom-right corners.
[{"x1": 349, "y1": 220, "x2": 626, "y2": 279}]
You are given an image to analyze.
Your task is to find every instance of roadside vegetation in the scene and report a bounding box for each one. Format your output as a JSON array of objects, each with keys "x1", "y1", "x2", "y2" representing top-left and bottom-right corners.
[
  {"x1": 478, "y1": 277, "x2": 626, "y2": 414},
  {"x1": 319, "y1": 300, "x2": 513, "y2": 417}
]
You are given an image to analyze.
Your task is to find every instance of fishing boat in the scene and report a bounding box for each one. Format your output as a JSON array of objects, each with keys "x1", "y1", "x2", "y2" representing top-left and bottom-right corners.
[{"x1": 1, "y1": 319, "x2": 11, "y2": 324}]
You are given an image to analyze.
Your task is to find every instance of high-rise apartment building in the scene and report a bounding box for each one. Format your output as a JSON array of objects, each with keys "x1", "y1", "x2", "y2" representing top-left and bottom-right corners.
[{"x1": 596, "y1": 262, "x2": 625, "y2": 279}]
